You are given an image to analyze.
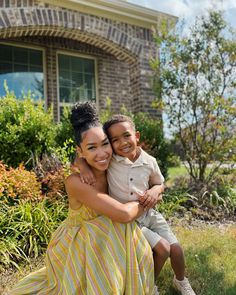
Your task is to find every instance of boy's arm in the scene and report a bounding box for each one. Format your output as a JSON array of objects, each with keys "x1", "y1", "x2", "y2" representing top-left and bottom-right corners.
[
  {"x1": 138, "y1": 161, "x2": 165, "y2": 210},
  {"x1": 71, "y1": 154, "x2": 96, "y2": 185},
  {"x1": 139, "y1": 183, "x2": 164, "y2": 210}
]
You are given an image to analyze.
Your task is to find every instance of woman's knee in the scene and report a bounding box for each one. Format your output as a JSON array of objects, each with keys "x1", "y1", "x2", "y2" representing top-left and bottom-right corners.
[{"x1": 153, "y1": 238, "x2": 170, "y2": 258}]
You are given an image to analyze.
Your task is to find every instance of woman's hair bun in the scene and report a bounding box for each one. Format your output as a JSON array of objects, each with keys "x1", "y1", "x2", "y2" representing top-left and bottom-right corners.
[
  {"x1": 70, "y1": 101, "x2": 99, "y2": 129},
  {"x1": 70, "y1": 101, "x2": 101, "y2": 145}
]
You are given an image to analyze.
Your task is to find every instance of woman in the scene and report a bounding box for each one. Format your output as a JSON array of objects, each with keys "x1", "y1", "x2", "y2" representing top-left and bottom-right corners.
[{"x1": 10, "y1": 102, "x2": 155, "y2": 295}]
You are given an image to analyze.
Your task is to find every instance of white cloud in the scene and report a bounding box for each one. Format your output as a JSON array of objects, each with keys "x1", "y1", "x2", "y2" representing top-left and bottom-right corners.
[{"x1": 128, "y1": 0, "x2": 236, "y2": 28}]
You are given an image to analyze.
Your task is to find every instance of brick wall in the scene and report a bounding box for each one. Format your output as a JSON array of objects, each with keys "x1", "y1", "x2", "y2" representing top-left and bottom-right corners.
[{"x1": 0, "y1": 0, "x2": 160, "y2": 119}]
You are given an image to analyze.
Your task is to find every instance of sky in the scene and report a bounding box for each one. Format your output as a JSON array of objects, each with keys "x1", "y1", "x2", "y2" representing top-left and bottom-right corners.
[
  {"x1": 128, "y1": 0, "x2": 236, "y2": 29},
  {"x1": 128, "y1": 0, "x2": 236, "y2": 138}
]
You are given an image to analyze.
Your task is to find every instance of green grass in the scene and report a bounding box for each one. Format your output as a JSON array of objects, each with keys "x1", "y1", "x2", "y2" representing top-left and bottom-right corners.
[
  {"x1": 167, "y1": 165, "x2": 189, "y2": 186},
  {"x1": 158, "y1": 225, "x2": 236, "y2": 295},
  {"x1": 1, "y1": 225, "x2": 235, "y2": 294}
]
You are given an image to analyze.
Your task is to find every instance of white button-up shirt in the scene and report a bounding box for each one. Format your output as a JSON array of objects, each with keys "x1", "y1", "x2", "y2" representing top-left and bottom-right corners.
[{"x1": 107, "y1": 149, "x2": 164, "y2": 204}]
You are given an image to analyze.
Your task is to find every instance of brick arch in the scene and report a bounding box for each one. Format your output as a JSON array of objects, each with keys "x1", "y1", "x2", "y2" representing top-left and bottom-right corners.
[{"x1": 0, "y1": 7, "x2": 143, "y2": 63}]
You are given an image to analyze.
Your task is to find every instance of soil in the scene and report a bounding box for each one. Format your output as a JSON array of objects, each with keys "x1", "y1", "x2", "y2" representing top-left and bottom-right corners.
[{"x1": 0, "y1": 256, "x2": 45, "y2": 294}]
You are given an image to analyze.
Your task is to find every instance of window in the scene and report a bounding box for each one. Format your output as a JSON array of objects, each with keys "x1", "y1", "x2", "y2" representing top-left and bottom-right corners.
[
  {"x1": 58, "y1": 53, "x2": 96, "y2": 118},
  {"x1": 0, "y1": 44, "x2": 44, "y2": 99}
]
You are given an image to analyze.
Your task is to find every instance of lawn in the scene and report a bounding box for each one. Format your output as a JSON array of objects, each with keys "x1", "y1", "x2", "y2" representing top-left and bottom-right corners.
[
  {"x1": 166, "y1": 165, "x2": 189, "y2": 186},
  {"x1": 1, "y1": 165, "x2": 235, "y2": 294},
  {"x1": 1, "y1": 224, "x2": 235, "y2": 295},
  {"x1": 168, "y1": 165, "x2": 189, "y2": 179},
  {"x1": 158, "y1": 224, "x2": 236, "y2": 295}
]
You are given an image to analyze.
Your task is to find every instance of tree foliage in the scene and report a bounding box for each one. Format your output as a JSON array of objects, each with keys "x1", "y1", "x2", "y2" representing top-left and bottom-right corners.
[{"x1": 152, "y1": 11, "x2": 236, "y2": 184}]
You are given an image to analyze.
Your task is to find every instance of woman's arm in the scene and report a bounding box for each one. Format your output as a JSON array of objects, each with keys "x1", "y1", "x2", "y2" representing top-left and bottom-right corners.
[{"x1": 65, "y1": 174, "x2": 144, "y2": 223}]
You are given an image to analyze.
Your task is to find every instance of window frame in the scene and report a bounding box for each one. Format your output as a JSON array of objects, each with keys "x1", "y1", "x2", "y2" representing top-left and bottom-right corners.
[
  {"x1": 0, "y1": 42, "x2": 47, "y2": 105},
  {"x1": 56, "y1": 50, "x2": 98, "y2": 122}
]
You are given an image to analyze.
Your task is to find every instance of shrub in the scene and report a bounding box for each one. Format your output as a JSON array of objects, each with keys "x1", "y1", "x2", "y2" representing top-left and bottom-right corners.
[
  {"x1": 0, "y1": 90, "x2": 56, "y2": 168},
  {"x1": 41, "y1": 169, "x2": 66, "y2": 201},
  {"x1": 0, "y1": 200, "x2": 67, "y2": 268},
  {"x1": 199, "y1": 173, "x2": 236, "y2": 216},
  {"x1": 167, "y1": 154, "x2": 181, "y2": 167},
  {"x1": 158, "y1": 187, "x2": 194, "y2": 219},
  {"x1": 166, "y1": 169, "x2": 236, "y2": 219},
  {"x1": 133, "y1": 112, "x2": 169, "y2": 178},
  {"x1": 55, "y1": 107, "x2": 74, "y2": 150},
  {"x1": 0, "y1": 162, "x2": 41, "y2": 203}
]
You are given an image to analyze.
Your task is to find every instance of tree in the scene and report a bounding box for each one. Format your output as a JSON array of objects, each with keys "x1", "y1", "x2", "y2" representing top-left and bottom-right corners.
[{"x1": 152, "y1": 11, "x2": 236, "y2": 185}]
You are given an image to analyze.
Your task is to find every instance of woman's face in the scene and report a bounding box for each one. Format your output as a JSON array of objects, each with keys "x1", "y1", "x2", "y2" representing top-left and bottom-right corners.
[{"x1": 79, "y1": 126, "x2": 112, "y2": 171}]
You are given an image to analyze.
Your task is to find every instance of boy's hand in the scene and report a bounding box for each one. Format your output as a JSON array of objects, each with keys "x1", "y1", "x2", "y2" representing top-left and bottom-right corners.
[
  {"x1": 70, "y1": 163, "x2": 80, "y2": 173},
  {"x1": 138, "y1": 184, "x2": 164, "y2": 211},
  {"x1": 79, "y1": 168, "x2": 96, "y2": 186},
  {"x1": 72, "y1": 155, "x2": 96, "y2": 186}
]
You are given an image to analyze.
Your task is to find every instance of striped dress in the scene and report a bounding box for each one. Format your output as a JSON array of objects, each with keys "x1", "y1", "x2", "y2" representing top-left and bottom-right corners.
[{"x1": 10, "y1": 205, "x2": 155, "y2": 295}]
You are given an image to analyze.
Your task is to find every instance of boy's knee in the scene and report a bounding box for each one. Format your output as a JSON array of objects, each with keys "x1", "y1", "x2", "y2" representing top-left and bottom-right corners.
[
  {"x1": 153, "y1": 238, "x2": 170, "y2": 258},
  {"x1": 170, "y1": 243, "x2": 184, "y2": 257}
]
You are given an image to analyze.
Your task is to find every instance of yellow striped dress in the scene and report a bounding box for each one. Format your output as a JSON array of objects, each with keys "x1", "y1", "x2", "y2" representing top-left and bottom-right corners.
[{"x1": 10, "y1": 205, "x2": 155, "y2": 295}]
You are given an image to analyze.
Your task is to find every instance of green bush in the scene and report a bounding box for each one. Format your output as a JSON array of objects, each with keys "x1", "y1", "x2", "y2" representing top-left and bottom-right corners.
[
  {"x1": 200, "y1": 173, "x2": 236, "y2": 216},
  {"x1": 0, "y1": 91, "x2": 56, "y2": 168},
  {"x1": 158, "y1": 187, "x2": 193, "y2": 218},
  {"x1": 167, "y1": 154, "x2": 181, "y2": 167},
  {"x1": 133, "y1": 112, "x2": 169, "y2": 178},
  {"x1": 0, "y1": 200, "x2": 67, "y2": 268},
  {"x1": 55, "y1": 107, "x2": 74, "y2": 149}
]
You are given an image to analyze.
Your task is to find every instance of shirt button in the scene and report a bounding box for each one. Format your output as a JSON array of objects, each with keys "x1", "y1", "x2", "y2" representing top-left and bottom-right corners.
[
  {"x1": 131, "y1": 192, "x2": 133, "y2": 195},
  {"x1": 130, "y1": 178, "x2": 133, "y2": 181}
]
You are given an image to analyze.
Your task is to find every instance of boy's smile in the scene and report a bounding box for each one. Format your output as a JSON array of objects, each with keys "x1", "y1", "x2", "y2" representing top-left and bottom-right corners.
[{"x1": 107, "y1": 121, "x2": 140, "y2": 162}]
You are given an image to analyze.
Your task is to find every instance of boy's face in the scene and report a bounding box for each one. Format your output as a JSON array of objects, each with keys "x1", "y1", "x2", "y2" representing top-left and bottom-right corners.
[{"x1": 107, "y1": 121, "x2": 140, "y2": 161}]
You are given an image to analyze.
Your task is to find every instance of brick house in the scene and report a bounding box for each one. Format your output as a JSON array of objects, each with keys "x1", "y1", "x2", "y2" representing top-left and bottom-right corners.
[{"x1": 0, "y1": 0, "x2": 176, "y2": 121}]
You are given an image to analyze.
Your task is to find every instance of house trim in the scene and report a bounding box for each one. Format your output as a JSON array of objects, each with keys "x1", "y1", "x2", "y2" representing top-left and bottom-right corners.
[{"x1": 43, "y1": 0, "x2": 177, "y2": 28}]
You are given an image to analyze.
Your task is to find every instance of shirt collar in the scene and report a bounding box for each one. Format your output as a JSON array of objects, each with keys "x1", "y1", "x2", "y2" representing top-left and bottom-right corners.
[{"x1": 112, "y1": 149, "x2": 149, "y2": 166}]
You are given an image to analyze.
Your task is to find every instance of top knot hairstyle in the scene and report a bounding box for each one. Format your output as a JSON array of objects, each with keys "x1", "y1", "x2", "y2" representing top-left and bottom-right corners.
[
  {"x1": 70, "y1": 102, "x2": 101, "y2": 145},
  {"x1": 103, "y1": 114, "x2": 135, "y2": 136}
]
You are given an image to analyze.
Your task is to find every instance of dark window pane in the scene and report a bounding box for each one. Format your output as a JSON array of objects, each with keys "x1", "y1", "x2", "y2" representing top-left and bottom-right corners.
[
  {"x1": 71, "y1": 87, "x2": 81, "y2": 102},
  {"x1": 59, "y1": 70, "x2": 71, "y2": 87},
  {"x1": 71, "y1": 57, "x2": 83, "y2": 72},
  {"x1": 58, "y1": 55, "x2": 70, "y2": 70},
  {"x1": 14, "y1": 64, "x2": 28, "y2": 72},
  {"x1": 87, "y1": 90, "x2": 96, "y2": 101},
  {"x1": 59, "y1": 87, "x2": 71, "y2": 103},
  {"x1": 84, "y1": 59, "x2": 94, "y2": 73},
  {"x1": 0, "y1": 62, "x2": 13, "y2": 74},
  {"x1": 84, "y1": 74, "x2": 94, "y2": 89},
  {"x1": 29, "y1": 65, "x2": 43, "y2": 72},
  {"x1": 72, "y1": 72, "x2": 83, "y2": 87},
  {"x1": 29, "y1": 50, "x2": 42, "y2": 66},
  {"x1": 0, "y1": 45, "x2": 12, "y2": 62},
  {"x1": 14, "y1": 47, "x2": 28, "y2": 64}
]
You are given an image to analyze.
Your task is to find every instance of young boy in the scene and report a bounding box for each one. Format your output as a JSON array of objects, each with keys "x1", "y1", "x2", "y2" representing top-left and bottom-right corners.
[{"x1": 74, "y1": 114, "x2": 196, "y2": 295}]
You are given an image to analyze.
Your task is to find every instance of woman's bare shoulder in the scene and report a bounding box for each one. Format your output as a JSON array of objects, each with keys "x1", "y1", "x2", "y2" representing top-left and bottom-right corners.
[{"x1": 65, "y1": 172, "x2": 81, "y2": 187}]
